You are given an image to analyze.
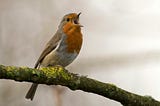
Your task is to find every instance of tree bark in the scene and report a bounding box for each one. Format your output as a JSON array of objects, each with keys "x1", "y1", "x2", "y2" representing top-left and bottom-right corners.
[{"x1": 0, "y1": 64, "x2": 159, "y2": 106}]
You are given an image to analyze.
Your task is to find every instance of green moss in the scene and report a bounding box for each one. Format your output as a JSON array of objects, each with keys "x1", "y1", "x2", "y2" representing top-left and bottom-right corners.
[
  {"x1": 40, "y1": 66, "x2": 73, "y2": 81},
  {"x1": 40, "y1": 66, "x2": 59, "y2": 78},
  {"x1": 5, "y1": 66, "x2": 16, "y2": 78},
  {"x1": 6, "y1": 66, "x2": 14, "y2": 71},
  {"x1": 1, "y1": 64, "x2": 160, "y2": 106},
  {"x1": 59, "y1": 70, "x2": 71, "y2": 80}
]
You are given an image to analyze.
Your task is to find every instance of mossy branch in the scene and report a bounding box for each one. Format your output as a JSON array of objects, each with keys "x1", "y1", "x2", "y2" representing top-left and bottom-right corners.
[{"x1": 0, "y1": 64, "x2": 159, "y2": 106}]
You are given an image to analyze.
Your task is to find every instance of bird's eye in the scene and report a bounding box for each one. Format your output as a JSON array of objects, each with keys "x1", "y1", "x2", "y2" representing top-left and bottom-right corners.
[{"x1": 66, "y1": 18, "x2": 70, "y2": 22}]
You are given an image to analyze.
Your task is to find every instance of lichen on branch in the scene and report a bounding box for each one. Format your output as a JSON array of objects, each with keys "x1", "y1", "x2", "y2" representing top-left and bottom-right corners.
[{"x1": 0, "y1": 64, "x2": 159, "y2": 106}]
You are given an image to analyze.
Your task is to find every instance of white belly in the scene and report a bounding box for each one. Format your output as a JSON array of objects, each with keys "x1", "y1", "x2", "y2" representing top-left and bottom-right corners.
[{"x1": 41, "y1": 50, "x2": 78, "y2": 67}]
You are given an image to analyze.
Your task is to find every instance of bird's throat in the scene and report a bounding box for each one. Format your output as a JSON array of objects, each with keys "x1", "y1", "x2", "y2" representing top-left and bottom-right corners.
[{"x1": 63, "y1": 23, "x2": 83, "y2": 53}]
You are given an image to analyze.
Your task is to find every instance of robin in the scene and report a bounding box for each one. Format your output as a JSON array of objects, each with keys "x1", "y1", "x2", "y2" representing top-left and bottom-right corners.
[{"x1": 25, "y1": 12, "x2": 83, "y2": 100}]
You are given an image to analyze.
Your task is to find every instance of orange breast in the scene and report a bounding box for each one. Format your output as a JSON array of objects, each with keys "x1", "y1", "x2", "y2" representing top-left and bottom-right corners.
[{"x1": 63, "y1": 23, "x2": 83, "y2": 53}]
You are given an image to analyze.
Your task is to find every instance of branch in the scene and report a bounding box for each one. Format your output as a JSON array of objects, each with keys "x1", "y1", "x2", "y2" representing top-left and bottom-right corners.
[{"x1": 0, "y1": 65, "x2": 159, "y2": 106}]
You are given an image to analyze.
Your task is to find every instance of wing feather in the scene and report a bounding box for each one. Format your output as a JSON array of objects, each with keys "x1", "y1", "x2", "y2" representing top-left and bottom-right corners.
[{"x1": 34, "y1": 32, "x2": 62, "y2": 68}]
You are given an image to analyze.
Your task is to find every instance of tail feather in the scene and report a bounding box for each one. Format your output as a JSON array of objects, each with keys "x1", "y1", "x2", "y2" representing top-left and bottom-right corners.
[{"x1": 25, "y1": 83, "x2": 38, "y2": 100}]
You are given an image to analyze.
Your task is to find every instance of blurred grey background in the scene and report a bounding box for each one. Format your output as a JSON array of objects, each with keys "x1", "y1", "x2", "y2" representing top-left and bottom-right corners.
[{"x1": 0, "y1": 0, "x2": 160, "y2": 106}]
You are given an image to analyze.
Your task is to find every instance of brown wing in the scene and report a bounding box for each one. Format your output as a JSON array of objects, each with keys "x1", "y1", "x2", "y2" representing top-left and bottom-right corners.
[{"x1": 34, "y1": 32, "x2": 62, "y2": 68}]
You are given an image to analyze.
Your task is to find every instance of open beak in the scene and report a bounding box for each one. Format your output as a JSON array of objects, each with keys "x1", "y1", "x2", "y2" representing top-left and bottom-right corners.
[
  {"x1": 77, "y1": 12, "x2": 81, "y2": 19},
  {"x1": 75, "y1": 12, "x2": 83, "y2": 27}
]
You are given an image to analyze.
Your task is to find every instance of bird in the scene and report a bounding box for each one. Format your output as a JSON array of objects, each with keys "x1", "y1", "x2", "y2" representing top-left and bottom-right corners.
[{"x1": 25, "y1": 12, "x2": 83, "y2": 100}]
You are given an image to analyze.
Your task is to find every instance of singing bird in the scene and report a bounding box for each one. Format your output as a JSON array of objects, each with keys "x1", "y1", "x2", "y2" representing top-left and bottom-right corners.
[{"x1": 25, "y1": 13, "x2": 83, "y2": 100}]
